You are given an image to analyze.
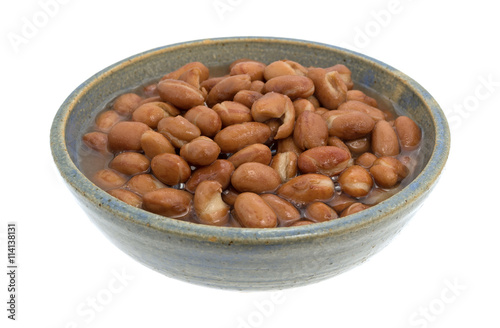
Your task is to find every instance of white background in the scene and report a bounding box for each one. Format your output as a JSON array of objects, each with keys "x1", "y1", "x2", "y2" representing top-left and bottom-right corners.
[{"x1": 1, "y1": 0, "x2": 499, "y2": 327}]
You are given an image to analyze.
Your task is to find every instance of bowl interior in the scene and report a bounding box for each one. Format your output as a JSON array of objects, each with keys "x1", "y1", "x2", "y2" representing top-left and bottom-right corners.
[{"x1": 52, "y1": 37, "x2": 449, "y2": 240}]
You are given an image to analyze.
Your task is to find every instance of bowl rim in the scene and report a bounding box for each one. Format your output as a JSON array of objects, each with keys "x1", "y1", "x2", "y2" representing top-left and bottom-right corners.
[{"x1": 50, "y1": 36, "x2": 450, "y2": 244}]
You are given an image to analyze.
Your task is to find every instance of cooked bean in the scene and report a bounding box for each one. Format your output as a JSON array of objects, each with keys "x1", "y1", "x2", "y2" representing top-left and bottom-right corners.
[
  {"x1": 277, "y1": 174, "x2": 335, "y2": 205},
  {"x1": 231, "y1": 162, "x2": 281, "y2": 193},
  {"x1": 179, "y1": 136, "x2": 221, "y2": 166},
  {"x1": 125, "y1": 174, "x2": 165, "y2": 196},
  {"x1": 112, "y1": 93, "x2": 143, "y2": 116},
  {"x1": 132, "y1": 102, "x2": 179, "y2": 129},
  {"x1": 206, "y1": 74, "x2": 252, "y2": 107},
  {"x1": 213, "y1": 122, "x2": 271, "y2": 153},
  {"x1": 371, "y1": 120, "x2": 400, "y2": 157},
  {"x1": 95, "y1": 110, "x2": 122, "y2": 133},
  {"x1": 304, "y1": 202, "x2": 338, "y2": 222},
  {"x1": 140, "y1": 130, "x2": 175, "y2": 159},
  {"x1": 194, "y1": 181, "x2": 230, "y2": 226},
  {"x1": 228, "y1": 143, "x2": 272, "y2": 168},
  {"x1": 263, "y1": 75, "x2": 315, "y2": 100},
  {"x1": 143, "y1": 188, "x2": 193, "y2": 218},
  {"x1": 234, "y1": 192, "x2": 278, "y2": 228},
  {"x1": 107, "y1": 121, "x2": 150, "y2": 152},
  {"x1": 394, "y1": 116, "x2": 422, "y2": 151},
  {"x1": 323, "y1": 110, "x2": 374, "y2": 140},
  {"x1": 298, "y1": 146, "x2": 351, "y2": 176},
  {"x1": 157, "y1": 115, "x2": 201, "y2": 148},
  {"x1": 183, "y1": 105, "x2": 222, "y2": 138},
  {"x1": 270, "y1": 151, "x2": 298, "y2": 183},
  {"x1": 307, "y1": 68, "x2": 347, "y2": 110},
  {"x1": 185, "y1": 159, "x2": 235, "y2": 193},
  {"x1": 157, "y1": 79, "x2": 205, "y2": 110},
  {"x1": 338, "y1": 165, "x2": 373, "y2": 197},
  {"x1": 251, "y1": 92, "x2": 295, "y2": 139},
  {"x1": 109, "y1": 152, "x2": 150, "y2": 176},
  {"x1": 230, "y1": 61, "x2": 266, "y2": 81},
  {"x1": 108, "y1": 189, "x2": 142, "y2": 208},
  {"x1": 293, "y1": 111, "x2": 328, "y2": 150},
  {"x1": 82, "y1": 132, "x2": 109, "y2": 154},
  {"x1": 260, "y1": 194, "x2": 301, "y2": 227},
  {"x1": 91, "y1": 169, "x2": 127, "y2": 191},
  {"x1": 150, "y1": 153, "x2": 191, "y2": 186},
  {"x1": 212, "y1": 101, "x2": 253, "y2": 127}
]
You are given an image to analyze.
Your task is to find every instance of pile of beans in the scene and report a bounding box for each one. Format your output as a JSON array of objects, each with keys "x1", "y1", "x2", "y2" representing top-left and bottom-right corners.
[{"x1": 81, "y1": 59, "x2": 422, "y2": 228}]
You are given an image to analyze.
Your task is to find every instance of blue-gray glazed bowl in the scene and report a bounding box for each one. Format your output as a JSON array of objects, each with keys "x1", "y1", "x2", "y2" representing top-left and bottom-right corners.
[{"x1": 50, "y1": 37, "x2": 450, "y2": 290}]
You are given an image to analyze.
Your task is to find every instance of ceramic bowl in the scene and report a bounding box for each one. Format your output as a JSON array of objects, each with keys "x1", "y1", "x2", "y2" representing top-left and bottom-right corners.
[{"x1": 50, "y1": 37, "x2": 450, "y2": 290}]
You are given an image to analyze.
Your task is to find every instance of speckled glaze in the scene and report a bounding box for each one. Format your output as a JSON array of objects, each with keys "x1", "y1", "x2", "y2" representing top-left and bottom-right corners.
[{"x1": 50, "y1": 37, "x2": 450, "y2": 290}]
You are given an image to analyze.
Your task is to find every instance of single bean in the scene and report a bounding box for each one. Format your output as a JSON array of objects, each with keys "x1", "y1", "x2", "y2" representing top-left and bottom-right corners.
[
  {"x1": 212, "y1": 101, "x2": 253, "y2": 127},
  {"x1": 91, "y1": 169, "x2": 127, "y2": 191},
  {"x1": 340, "y1": 202, "x2": 369, "y2": 217},
  {"x1": 346, "y1": 89, "x2": 378, "y2": 107},
  {"x1": 160, "y1": 61, "x2": 210, "y2": 82},
  {"x1": 293, "y1": 111, "x2": 328, "y2": 150},
  {"x1": 298, "y1": 146, "x2": 351, "y2": 176},
  {"x1": 157, "y1": 79, "x2": 205, "y2": 110},
  {"x1": 251, "y1": 92, "x2": 295, "y2": 139},
  {"x1": 231, "y1": 162, "x2": 282, "y2": 193},
  {"x1": 140, "y1": 130, "x2": 175, "y2": 159},
  {"x1": 178, "y1": 67, "x2": 204, "y2": 89},
  {"x1": 233, "y1": 192, "x2": 278, "y2": 228},
  {"x1": 304, "y1": 202, "x2": 338, "y2": 222},
  {"x1": 142, "y1": 188, "x2": 193, "y2": 218},
  {"x1": 371, "y1": 120, "x2": 400, "y2": 157},
  {"x1": 263, "y1": 75, "x2": 315, "y2": 100},
  {"x1": 394, "y1": 116, "x2": 422, "y2": 151},
  {"x1": 355, "y1": 152, "x2": 377, "y2": 169},
  {"x1": 112, "y1": 93, "x2": 143, "y2": 116},
  {"x1": 179, "y1": 136, "x2": 221, "y2": 166},
  {"x1": 326, "y1": 136, "x2": 351, "y2": 157},
  {"x1": 108, "y1": 189, "x2": 142, "y2": 208},
  {"x1": 325, "y1": 193, "x2": 357, "y2": 213},
  {"x1": 82, "y1": 132, "x2": 109, "y2": 154},
  {"x1": 338, "y1": 165, "x2": 373, "y2": 197},
  {"x1": 307, "y1": 68, "x2": 347, "y2": 110},
  {"x1": 183, "y1": 105, "x2": 222, "y2": 138},
  {"x1": 213, "y1": 122, "x2": 271, "y2": 153},
  {"x1": 290, "y1": 220, "x2": 314, "y2": 226},
  {"x1": 263, "y1": 60, "x2": 308, "y2": 80},
  {"x1": 323, "y1": 110, "x2": 375, "y2": 140},
  {"x1": 370, "y1": 156, "x2": 409, "y2": 188},
  {"x1": 346, "y1": 137, "x2": 371, "y2": 155},
  {"x1": 150, "y1": 153, "x2": 191, "y2": 186},
  {"x1": 277, "y1": 173, "x2": 335, "y2": 206},
  {"x1": 206, "y1": 74, "x2": 252, "y2": 107},
  {"x1": 194, "y1": 181, "x2": 230, "y2": 226},
  {"x1": 230, "y1": 61, "x2": 266, "y2": 81},
  {"x1": 338, "y1": 100, "x2": 386, "y2": 121},
  {"x1": 260, "y1": 194, "x2": 301, "y2": 227},
  {"x1": 125, "y1": 173, "x2": 165, "y2": 196},
  {"x1": 109, "y1": 152, "x2": 150, "y2": 176},
  {"x1": 270, "y1": 151, "x2": 298, "y2": 183},
  {"x1": 185, "y1": 159, "x2": 235, "y2": 193},
  {"x1": 95, "y1": 110, "x2": 122, "y2": 133},
  {"x1": 107, "y1": 121, "x2": 150, "y2": 152},
  {"x1": 228, "y1": 143, "x2": 272, "y2": 168},
  {"x1": 157, "y1": 115, "x2": 201, "y2": 148}
]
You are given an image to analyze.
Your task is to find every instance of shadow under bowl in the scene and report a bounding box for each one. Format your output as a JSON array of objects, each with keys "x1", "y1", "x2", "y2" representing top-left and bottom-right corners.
[{"x1": 50, "y1": 37, "x2": 450, "y2": 291}]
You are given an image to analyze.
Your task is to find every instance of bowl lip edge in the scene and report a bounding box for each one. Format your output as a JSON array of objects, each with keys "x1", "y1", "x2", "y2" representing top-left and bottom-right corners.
[{"x1": 50, "y1": 36, "x2": 451, "y2": 243}]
